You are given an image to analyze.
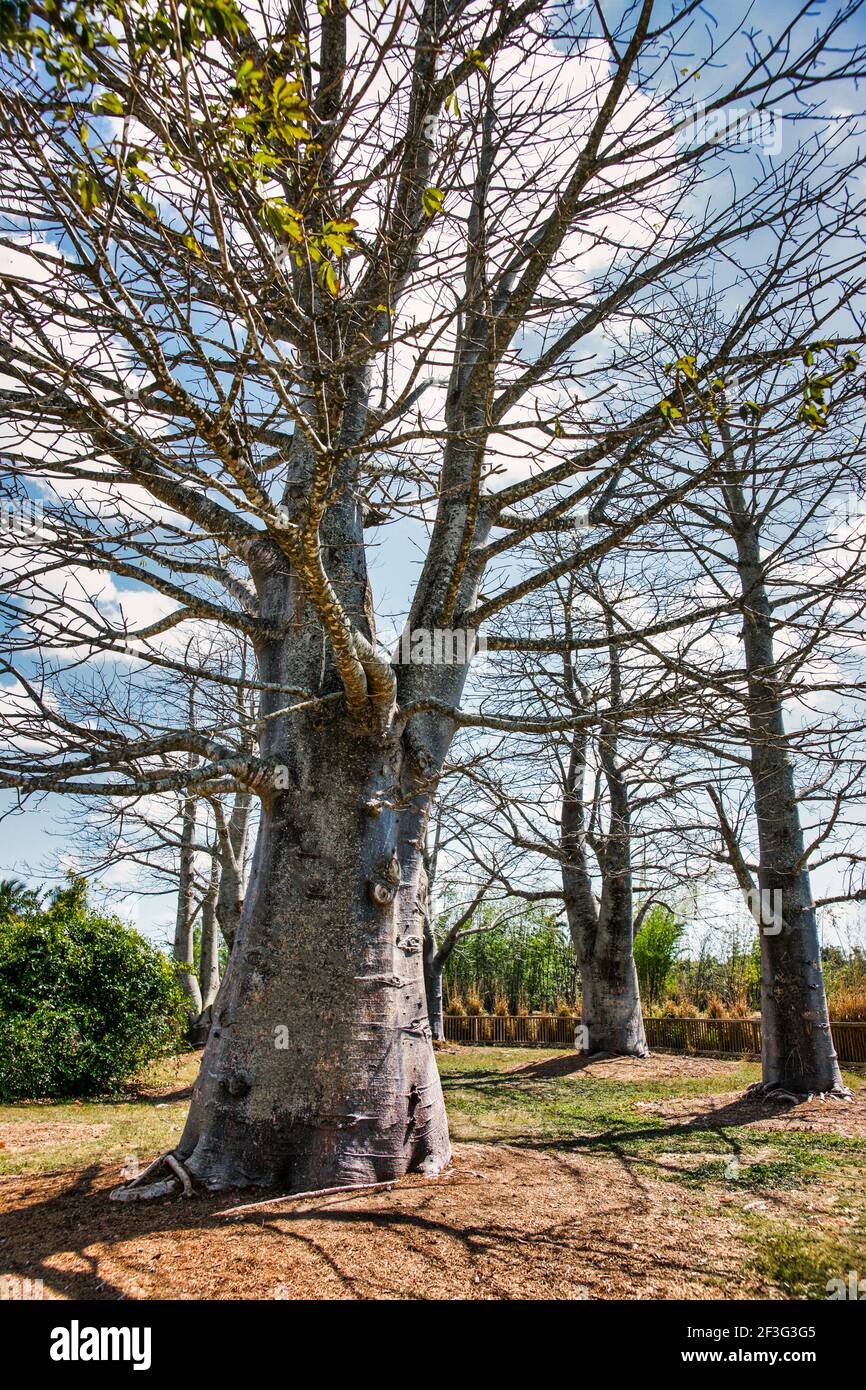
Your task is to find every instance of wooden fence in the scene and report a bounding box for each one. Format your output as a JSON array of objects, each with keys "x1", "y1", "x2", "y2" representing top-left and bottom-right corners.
[
  {"x1": 443, "y1": 1014, "x2": 576, "y2": 1047},
  {"x1": 643, "y1": 1016, "x2": 761, "y2": 1056},
  {"x1": 442, "y1": 1013, "x2": 866, "y2": 1064}
]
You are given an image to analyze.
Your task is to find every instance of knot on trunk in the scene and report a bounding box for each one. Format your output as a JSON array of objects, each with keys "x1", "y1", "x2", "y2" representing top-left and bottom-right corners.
[
  {"x1": 411, "y1": 747, "x2": 434, "y2": 775},
  {"x1": 369, "y1": 849, "x2": 401, "y2": 907}
]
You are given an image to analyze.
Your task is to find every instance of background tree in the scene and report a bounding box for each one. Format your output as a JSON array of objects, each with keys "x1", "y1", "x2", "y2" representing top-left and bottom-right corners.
[
  {"x1": 654, "y1": 345, "x2": 866, "y2": 1093},
  {"x1": 633, "y1": 904, "x2": 684, "y2": 1009}
]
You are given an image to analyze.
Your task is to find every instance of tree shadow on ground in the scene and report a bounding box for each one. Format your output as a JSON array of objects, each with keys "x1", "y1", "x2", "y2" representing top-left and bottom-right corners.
[
  {"x1": 506, "y1": 1052, "x2": 638, "y2": 1080},
  {"x1": 0, "y1": 1150, "x2": 735, "y2": 1301},
  {"x1": 485, "y1": 1093, "x2": 817, "y2": 1198}
]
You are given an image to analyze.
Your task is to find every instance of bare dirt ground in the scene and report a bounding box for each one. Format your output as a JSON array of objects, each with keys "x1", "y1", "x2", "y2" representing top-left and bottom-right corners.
[
  {"x1": 0, "y1": 1049, "x2": 862, "y2": 1300},
  {"x1": 639, "y1": 1089, "x2": 866, "y2": 1139},
  {"x1": 0, "y1": 1142, "x2": 746, "y2": 1301}
]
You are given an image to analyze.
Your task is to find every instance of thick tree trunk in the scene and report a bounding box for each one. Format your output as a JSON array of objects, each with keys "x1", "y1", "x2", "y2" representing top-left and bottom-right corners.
[
  {"x1": 727, "y1": 475, "x2": 843, "y2": 1094},
  {"x1": 578, "y1": 953, "x2": 647, "y2": 1056},
  {"x1": 176, "y1": 716, "x2": 451, "y2": 1192},
  {"x1": 174, "y1": 792, "x2": 202, "y2": 1020},
  {"x1": 562, "y1": 726, "x2": 648, "y2": 1058},
  {"x1": 174, "y1": 348, "x2": 462, "y2": 1193}
]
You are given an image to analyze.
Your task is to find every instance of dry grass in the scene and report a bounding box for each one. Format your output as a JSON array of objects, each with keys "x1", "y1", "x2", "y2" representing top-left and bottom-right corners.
[{"x1": 828, "y1": 986, "x2": 866, "y2": 1022}]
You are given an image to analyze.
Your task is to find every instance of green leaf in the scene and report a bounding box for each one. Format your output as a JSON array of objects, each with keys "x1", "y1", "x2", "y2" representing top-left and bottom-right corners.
[
  {"x1": 259, "y1": 198, "x2": 304, "y2": 243},
  {"x1": 317, "y1": 260, "x2": 339, "y2": 297},
  {"x1": 422, "y1": 186, "x2": 444, "y2": 218},
  {"x1": 91, "y1": 91, "x2": 123, "y2": 116},
  {"x1": 129, "y1": 190, "x2": 157, "y2": 219},
  {"x1": 672, "y1": 354, "x2": 697, "y2": 381},
  {"x1": 321, "y1": 218, "x2": 357, "y2": 258},
  {"x1": 73, "y1": 169, "x2": 103, "y2": 214}
]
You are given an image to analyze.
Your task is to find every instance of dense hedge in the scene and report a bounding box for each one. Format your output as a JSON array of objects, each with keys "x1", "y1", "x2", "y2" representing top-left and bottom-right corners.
[{"x1": 0, "y1": 879, "x2": 187, "y2": 1099}]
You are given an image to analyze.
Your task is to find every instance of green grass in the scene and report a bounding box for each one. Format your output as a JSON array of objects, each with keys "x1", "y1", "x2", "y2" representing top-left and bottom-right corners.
[
  {"x1": 438, "y1": 1047, "x2": 760, "y2": 1146},
  {"x1": 437, "y1": 1048, "x2": 864, "y2": 1189},
  {"x1": 671, "y1": 1153, "x2": 830, "y2": 1191},
  {"x1": 746, "y1": 1222, "x2": 866, "y2": 1299},
  {"x1": 0, "y1": 1051, "x2": 196, "y2": 1177},
  {"x1": 2, "y1": 1045, "x2": 865, "y2": 1299}
]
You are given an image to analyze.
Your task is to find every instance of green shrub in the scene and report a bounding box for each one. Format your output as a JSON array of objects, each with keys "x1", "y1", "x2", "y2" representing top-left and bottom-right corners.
[{"x1": 0, "y1": 878, "x2": 187, "y2": 1099}]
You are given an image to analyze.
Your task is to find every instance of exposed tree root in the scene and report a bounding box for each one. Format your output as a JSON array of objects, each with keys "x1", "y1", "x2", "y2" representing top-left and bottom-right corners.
[
  {"x1": 164, "y1": 1152, "x2": 194, "y2": 1196},
  {"x1": 217, "y1": 1179, "x2": 399, "y2": 1219},
  {"x1": 109, "y1": 1151, "x2": 194, "y2": 1203},
  {"x1": 580, "y1": 1047, "x2": 650, "y2": 1061},
  {"x1": 746, "y1": 1080, "x2": 852, "y2": 1105},
  {"x1": 109, "y1": 1177, "x2": 180, "y2": 1203}
]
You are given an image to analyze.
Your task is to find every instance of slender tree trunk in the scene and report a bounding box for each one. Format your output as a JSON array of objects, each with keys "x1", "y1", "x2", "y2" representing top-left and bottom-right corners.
[
  {"x1": 177, "y1": 710, "x2": 451, "y2": 1192},
  {"x1": 423, "y1": 918, "x2": 445, "y2": 1041},
  {"x1": 215, "y1": 791, "x2": 252, "y2": 953},
  {"x1": 562, "y1": 727, "x2": 648, "y2": 1057},
  {"x1": 726, "y1": 471, "x2": 844, "y2": 1094},
  {"x1": 174, "y1": 792, "x2": 202, "y2": 1020},
  {"x1": 421, "y1": 809, "x2": 446, "y2": 1040},
  {"x1": 191, "y1": 853, "x2": 221, "y2": 1044}
]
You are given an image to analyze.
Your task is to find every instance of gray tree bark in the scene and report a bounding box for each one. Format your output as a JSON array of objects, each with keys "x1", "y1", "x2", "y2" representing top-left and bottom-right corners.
[
  {"x1": 191, "y1": 852, "x2": 222, "y2": 1045},
  {"x1": 175, "y1": 413, "x2": 465, "y2": 1189},
  {"x1": 421, "y1": 807, "x2": 445, "y2": 1040},
  {"x1": 177, "y1": 709, "x2": 451, "y2": 1190},
  {"x1": 215, "y1": 791, "x2": 252, "y2": 953},
  {"x1": 174, "y1": 791, "x2": 202, "y2": 1020},
  {"x1": 560, "y1": 616, "x2": 648, "y2": 1058},
  {"x1": 724, "y1": 463, "x2": 844, "y2": 1094},
  {"x1": 423, "y1": 917, "x2": 445, "y2": 1042},
  {"x1": 562, "y1": 725, "x2": 648, "y2": 1058}
]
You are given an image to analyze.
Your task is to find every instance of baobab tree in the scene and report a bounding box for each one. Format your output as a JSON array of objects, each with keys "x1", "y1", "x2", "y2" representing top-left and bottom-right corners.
[
  {"x1": 659, "y1": 357, "x2": 866, "y2": 1094},
  {"x1": 439, "y1": 550, "x2": 717, "y2": 1056},
  {"x1": 1, "y1": 0, "x2": 865, "y2": 1196}
]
